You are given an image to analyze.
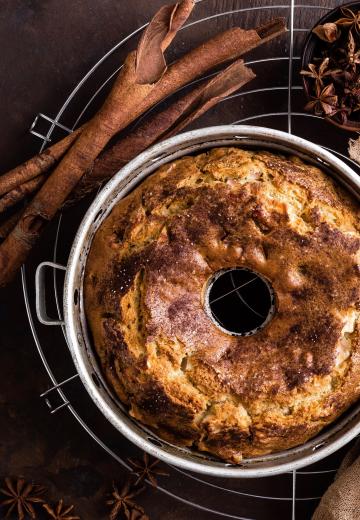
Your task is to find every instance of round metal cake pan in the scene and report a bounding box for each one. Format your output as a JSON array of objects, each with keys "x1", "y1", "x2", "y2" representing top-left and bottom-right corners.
[{"x1": 36, "y1": 125, "x2": 360, "y2": 477}]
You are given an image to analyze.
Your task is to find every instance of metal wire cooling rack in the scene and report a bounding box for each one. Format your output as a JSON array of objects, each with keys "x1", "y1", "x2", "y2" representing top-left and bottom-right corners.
[{"x1": 22, "y1": 1, "x2": 360, "y2": 519}]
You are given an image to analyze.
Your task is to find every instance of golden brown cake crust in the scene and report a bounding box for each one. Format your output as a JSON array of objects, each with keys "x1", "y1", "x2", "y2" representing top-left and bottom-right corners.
[{"x1": 84, "y1": 147, "x2": 360, "y2": 463}]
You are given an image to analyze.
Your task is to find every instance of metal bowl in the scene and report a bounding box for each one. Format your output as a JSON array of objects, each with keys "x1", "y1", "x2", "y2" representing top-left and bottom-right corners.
[
  {"x1": 301, "y1": 1, "x2": 360, "y2": 132},
  {"x1": 35, "y1": 125, "x2": 360, "y2": 477}
]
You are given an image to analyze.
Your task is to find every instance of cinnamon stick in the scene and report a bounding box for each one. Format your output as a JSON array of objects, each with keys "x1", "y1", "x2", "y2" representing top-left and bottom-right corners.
[
  {"x1": 136, "y1": 0, "x2": 196, "y2": 84},
  {"x1": 0, "y1": 128, "x2": 80, "y2": 197},
  {"x1": 0, "y1": 7, "x2": 286, "y2": 286},
  {"x1": 0, "y1": 0, "x2": 195, "y2": 285},
  {"x1": 0, "y1": 16, "x2": 286, "y2": 200},
  {"x1": 73, "y1": 59, "x2": 256, "y2": 201},
  {"x1": 0, "y1": 211, "x2": 22, "y2": 241},
  {"x1": 0, "y1": 175, "x2": 46, "y2": 213},
  {"x1": 0, "y1": 18, "x2": 286, "y2": 201},
  {"x1": 0, "y1": 60, "x2": 255, "y2": 234},
  {"x1": 0, "y1": 60, "x2": 256, "y2": 212},
  {"x1": 0, "y1": 1, "x2": 194, "y2": 200}
]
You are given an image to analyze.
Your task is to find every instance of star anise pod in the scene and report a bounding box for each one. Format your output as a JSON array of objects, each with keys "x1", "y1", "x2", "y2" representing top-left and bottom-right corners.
[
  {"x1": 305, "y1": 82, "x2": 339, "y2": 116},
  {"x1": 128, "y1": 509, "x2": 149, "y2": 520},
  {"x1": 43, "y1": 500, "x2": 80, "y2": 520},
  {"x1": 106, "y1": 480, "x2": 148, "y2": 520},
  {"x1": 346, "y1": 31, "x2": 360, "y2": 67},
  {"x1": 335, "y1": 6, "x2": 360, "y2": 34},
  {"x1": 344, "y1": 73, "x2": 360, "y2": 97},
  {"x1": 128, "y1": 452, "x2": 169, "y2": 488},
  {"x1": 337, "y1": 108, "x2": 350, "y2": 124},
  {"x1": 301, "y1": 58, "x2": 341, "y2": 86},
  {"x1": 0, "y1": 478, "x2": 45, "y2": 520},
  {"x1": 312, "y1": 22, "x2": 340, "y2": 43}
]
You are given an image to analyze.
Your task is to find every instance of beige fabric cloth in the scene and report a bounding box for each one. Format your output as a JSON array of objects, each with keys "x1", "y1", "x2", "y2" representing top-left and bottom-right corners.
[
  {"x1": 312, "y1": 440, "x2": 360, "y2": 520},
  {"x1": 348, "y1": 136, "x2": 360, "y2": 165}
]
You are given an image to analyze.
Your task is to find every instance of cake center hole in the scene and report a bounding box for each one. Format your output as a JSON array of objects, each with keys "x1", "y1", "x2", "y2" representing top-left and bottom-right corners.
[{"x1": 205, "y1": 268, "x2": 275, "y2": 336}]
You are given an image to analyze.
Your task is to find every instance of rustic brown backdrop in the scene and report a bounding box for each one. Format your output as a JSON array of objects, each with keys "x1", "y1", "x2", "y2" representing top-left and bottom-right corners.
[{"x1": 0, "y1": 1, "x2": 354, "y2": 519}]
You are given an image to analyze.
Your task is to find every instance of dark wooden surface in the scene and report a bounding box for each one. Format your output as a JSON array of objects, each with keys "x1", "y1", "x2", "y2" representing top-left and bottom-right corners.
[{"x1": 0, "y1": 1, "x2": 356, "y2": 519}]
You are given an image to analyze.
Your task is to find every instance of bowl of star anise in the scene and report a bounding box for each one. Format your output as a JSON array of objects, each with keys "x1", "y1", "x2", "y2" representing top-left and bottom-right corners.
[{"x1": 301, "y1": 1, "x2": 360, "y2": 131}]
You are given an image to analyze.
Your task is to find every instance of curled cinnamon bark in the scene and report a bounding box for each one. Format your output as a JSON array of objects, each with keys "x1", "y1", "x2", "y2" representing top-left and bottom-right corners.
[
  {"x1": 0, "y1": 128, "x2": 80, "y2": 197},
  {"x1": 0, "y1": 60, "x2": 255, "y2": 236},
  {"x1": 0, "y1": 60, "x2": 256, "y2": 212},
  {"x1": 0, "y1": 6, "x2": 286, "y2": 286},
  {"x1": 0, "y1": 1, "x2": 194, "y2": 203},
  {"x1": 136, "y1": 0, "x2": 195, "y2": 84},
  {"x1": 0, "y1": 175, "x2": 46, "y2": 214},
  {"x1": 0, "y1": 211, "x2": 22, "y2": 241},
  {"x1": 0, "y1": 16, "x2": 285, "y2": 201},
  {"x1": 73, "y1": 59, "x2": 256, "y2": 201},
  {"x1": 0, "y1": 0, "x2": 195, "y2": 286},
  {"x1": 0, "y1": 18, "x2": 285, "y2": 204}
]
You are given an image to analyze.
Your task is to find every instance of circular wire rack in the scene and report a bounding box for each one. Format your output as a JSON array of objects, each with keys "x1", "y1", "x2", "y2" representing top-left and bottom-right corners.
[{"x1": 22, "y1": 1, "x2": 360, "y2": 518}]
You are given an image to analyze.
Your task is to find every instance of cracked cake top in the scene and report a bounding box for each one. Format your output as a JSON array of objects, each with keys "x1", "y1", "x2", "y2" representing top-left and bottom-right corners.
[{"x1": 84, "y1": 147, "x2": 360, "y2": 462}]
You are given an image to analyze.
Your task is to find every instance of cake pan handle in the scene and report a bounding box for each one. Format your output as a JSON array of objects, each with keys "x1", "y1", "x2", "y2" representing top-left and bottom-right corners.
[{"x1": 35, "y1": 261, "x2": 66, "y2": 326}]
